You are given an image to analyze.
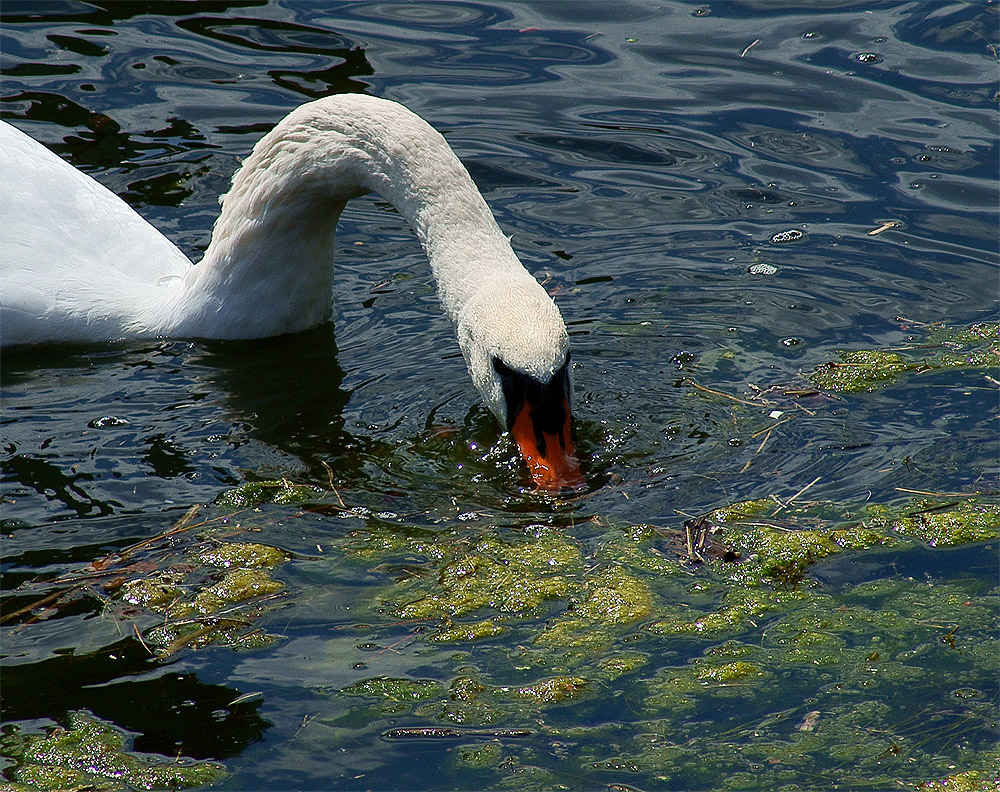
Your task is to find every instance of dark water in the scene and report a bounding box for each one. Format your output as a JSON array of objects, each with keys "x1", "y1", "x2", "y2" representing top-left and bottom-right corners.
[{"x1": 1, "y1": 2, "x2": 998, "y2": 790}]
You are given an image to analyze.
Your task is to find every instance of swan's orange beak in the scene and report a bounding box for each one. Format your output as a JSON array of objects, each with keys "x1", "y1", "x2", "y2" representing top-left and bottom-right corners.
[{"x1": 510, "y1": 396, "x2": 584, "y2": 491}]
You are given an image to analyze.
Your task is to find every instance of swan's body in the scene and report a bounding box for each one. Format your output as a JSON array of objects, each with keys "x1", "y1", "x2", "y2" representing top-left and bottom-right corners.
[{"x1": 0, "y1": 94, "x2": 580, "y2": 488}]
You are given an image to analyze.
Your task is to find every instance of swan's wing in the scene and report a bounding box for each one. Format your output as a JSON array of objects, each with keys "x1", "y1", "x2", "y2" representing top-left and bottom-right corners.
[{"x1": 0, "y1": 120, "x2": 193, "y2": 345}]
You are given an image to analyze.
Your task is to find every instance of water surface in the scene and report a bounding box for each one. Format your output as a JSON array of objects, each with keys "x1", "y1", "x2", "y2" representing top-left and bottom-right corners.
[{"x1": 1, "y1": 2, "x2": 997, "y2": 790}]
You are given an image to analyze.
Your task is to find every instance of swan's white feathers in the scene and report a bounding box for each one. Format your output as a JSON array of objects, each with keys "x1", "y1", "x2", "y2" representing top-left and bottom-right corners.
[
  {"x1": 0, "y1": 121, "x2": 192, "y2": 344},
  {"x1": 0, "y1": 95, "x2": 570, "y2": 428}
]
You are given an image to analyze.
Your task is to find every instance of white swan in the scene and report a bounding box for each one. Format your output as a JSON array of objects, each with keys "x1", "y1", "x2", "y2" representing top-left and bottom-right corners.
[{"x1": 0, "y1": 94, "x2": 581, "y2": 489}]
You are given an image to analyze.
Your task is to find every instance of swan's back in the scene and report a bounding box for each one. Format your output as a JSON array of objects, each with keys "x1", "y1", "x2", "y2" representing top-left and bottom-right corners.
[{"x1": 0, "y1": 120, "x2": 192, "y2": 345}]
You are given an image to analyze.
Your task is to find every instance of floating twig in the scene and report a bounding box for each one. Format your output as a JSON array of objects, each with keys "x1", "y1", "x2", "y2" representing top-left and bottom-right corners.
[
  {"x1": 134, "y1": 623, "x2": 154, "y2": 656},
  {"x1": 382, "y1": 727, "x2": 532, "y2": 740},
  {"x1": 787, "y1": 476, "x2": 822, "y2": 504},
  {"x1": 894, "y1": 487, "x2": 983, "y2": 498},
  {"x1": 685, "y1": 378, "x2": 763, "y2": 407},
  {"x1": 0, "y1": 583, "x2": 82, "y2": 625},
  {"x1": 868, "y1": 220, "x2": 902, "y2": 236}
]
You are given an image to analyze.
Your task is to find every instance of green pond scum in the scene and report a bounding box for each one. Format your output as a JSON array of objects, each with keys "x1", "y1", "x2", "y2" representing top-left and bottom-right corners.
[
  {"x1": 190, "y1": 480, "x2": 993, "y2": 790},
  {"x1": 5, "y1": 482, "x2": 996, "y2": 790},
  {"x1": 807, "y1": 321, "x2": 998, "y2": 393},
  {"x1": 0, "y1": 711, "x2": 227, "y2": 791}
]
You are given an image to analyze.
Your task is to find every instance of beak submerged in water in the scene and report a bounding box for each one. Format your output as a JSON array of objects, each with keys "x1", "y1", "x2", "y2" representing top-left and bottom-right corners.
[
  {"x1": 493, "y1": 355, "x2": 583, "y2": 491},
  {"x1": 509, "y1": 394, "x2": 582, "y2": 490}
]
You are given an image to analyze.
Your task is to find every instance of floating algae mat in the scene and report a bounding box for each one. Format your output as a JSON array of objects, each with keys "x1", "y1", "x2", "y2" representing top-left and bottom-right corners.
[
  {"x1": 0, "y1": 711, "x2": 227, "y2": 790},
  {"x1": 3, "y1": 486, "x2": 997, "y2": 790},
  {"x1": 167, "y1": 481, "x2": 998, "y2": 791},
  {"x1": 2, "y1": 506, "x2": 292, "y2": 661},
  {"x1": 807, "y1": 322, "x2": 998, "y2": 393}
]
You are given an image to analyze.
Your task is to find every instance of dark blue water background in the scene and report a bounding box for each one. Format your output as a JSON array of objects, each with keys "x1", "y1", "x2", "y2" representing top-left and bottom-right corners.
[{"x1": 1, "y1": 1, "x2": 997, "y2": 789}]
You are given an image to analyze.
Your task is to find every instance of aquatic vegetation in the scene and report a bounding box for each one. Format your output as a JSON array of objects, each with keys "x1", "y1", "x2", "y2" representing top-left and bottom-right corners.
[
  {"x1": 213, "y1": 479, "x2": 321, "y2": 508},
  {"x1": 430, "y1": 618, "x2": 507, "y2": 643},
  {"x1": 338, "y1": 673, "x2": 590, "y2": 728},
  {"x1": 455, "y1": 740, "x2": 504, "y2": 768},
  {"x1": 305, "y1": 486, "x2": 997, "y2": 788},
  {"x1": 198, "y1": 541, "x2": 287, "y2": 568},
  {"x1": 574, "y1": 567, "x2": 654, "y2": 625},
  {"x1": 810, "y1": 348, "x2": 912, "y2": 392},
  {"x1": 708, "y1": 497, "x2": 997, "y2": 583},
  {"x1": 98, "y1": 515, "x2": 290, "y2": 657},
  {"x1": 503, "y1": 676, "x2": 589, "y2": 704},
  {"x1": 391, "y1": 529, "x2": 582, "y2": 619},
  {"x1": 341, "y1": 676, "x2": 444, "y2": 702},
  {"x1": 915, "y1": 766, "x2": 1000, "y2": 792},
  {"x1": 808, "y1": 322, "x2": 999, "y2": 393},
  {"x1": 0, "y1": 711, "x2": 226, "y2": 790},
  {"x1": 8, "y1": 477, "x2": 996, "y2": 791},
  {"x1": 868, "y1": 500, "x2": 1000, "y2": 546}
]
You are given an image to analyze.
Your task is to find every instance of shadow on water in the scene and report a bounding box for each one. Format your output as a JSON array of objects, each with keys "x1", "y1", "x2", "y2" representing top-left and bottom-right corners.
[
  {"x1": 194, "y1": 325, "x2": 357, "y2": 476},
  {"x1": 1, "y1": 637, "x2": 269, "y2": 759}
]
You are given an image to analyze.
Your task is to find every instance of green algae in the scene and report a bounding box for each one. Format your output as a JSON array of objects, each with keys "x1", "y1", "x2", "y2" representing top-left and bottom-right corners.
[
  {"x1": 530, "y1": 567, "x2": 655, "y2": 658},
  {"x1": 707, "y1": 497, "x2": 995, "y2": 585},
  {"x1": 948, "y1": 321, "x2": 999, "y2": 343},
  {"x1": 118, "y1": 572, "x2": 184, "y2": 608},
  {"x1": 592, "y1": 523, "x2": 686, "y2": 576},
  {"x1": 455, "y1": 740, "x2": 504, "y2": 768},
  {"x1": 192, "y1": 568, "x2": 284, "y2": 611},
  {"x1": 392, "y1": 530, "x2": 581, "y2": 620},
  {"x1": 598, "y1": 651, "x2": 649, "y2": 679},
  {"x1": 503, "y1": 676, "x2": 588, "y2": 704},
  {"x1": 213, "y1": 479, "x2": 321, "y2": 508},
  {"x1": 808, "y1": 322, "x2": 999, "y2": 393},
  {"x1": 430, "y1": 619, "x2": 507, "y2": 643},
  {"x1": 337, "y1": 672, "x2": 589, "y2": 728},
  {"x1": 314, "y1": 491, "x2": 994, "y2": 789},
  {"x1": 341, "y1": 676, "x2": 444, "y2": 703},
  {"x1": 0, "y1": 711, "x2": 226, "y2": 790},
  {"x1": 867, "y1": 500, "x2": 1000, "y2": 546},
  {"x1": 809, "y1": 349, "x2": 912, "y2": 392},
  {"x1": 575, "y1": 567, "x2": 653, "y2": 625},
  {"x1": 52, "y1": 479, "x2": 995, "y2": 791},
  {"x1": 303, "y1": 495, "x2": 997, "y2": 790},
  {"x1": 197, "y1": 541, "x2": 287, "y2": 568},
  {"x1": 695, "y1": 660, "x2": 762, "y2": 683},
  {"x1": 916, "y1": 766, "x2": 1000, "y2": 792},
  {"x1": 102, "y1": 534, "x2": 289, "y2": 657}
]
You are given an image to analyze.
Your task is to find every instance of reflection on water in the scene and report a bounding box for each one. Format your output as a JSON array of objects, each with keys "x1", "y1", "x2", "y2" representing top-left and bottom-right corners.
[{"x1": 1, "y1": 1, "x2": 997, "y2": 790}]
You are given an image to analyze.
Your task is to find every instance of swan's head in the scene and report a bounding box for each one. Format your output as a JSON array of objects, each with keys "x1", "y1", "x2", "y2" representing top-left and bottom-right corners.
[{"x1": 455, "y1": 275, "x2": 582, "y2": 491}]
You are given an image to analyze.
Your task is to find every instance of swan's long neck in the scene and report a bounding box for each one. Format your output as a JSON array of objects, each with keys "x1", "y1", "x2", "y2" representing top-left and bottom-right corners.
[{"x1": 174, "y1": 96, "x2": 523, "y2": 339}]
